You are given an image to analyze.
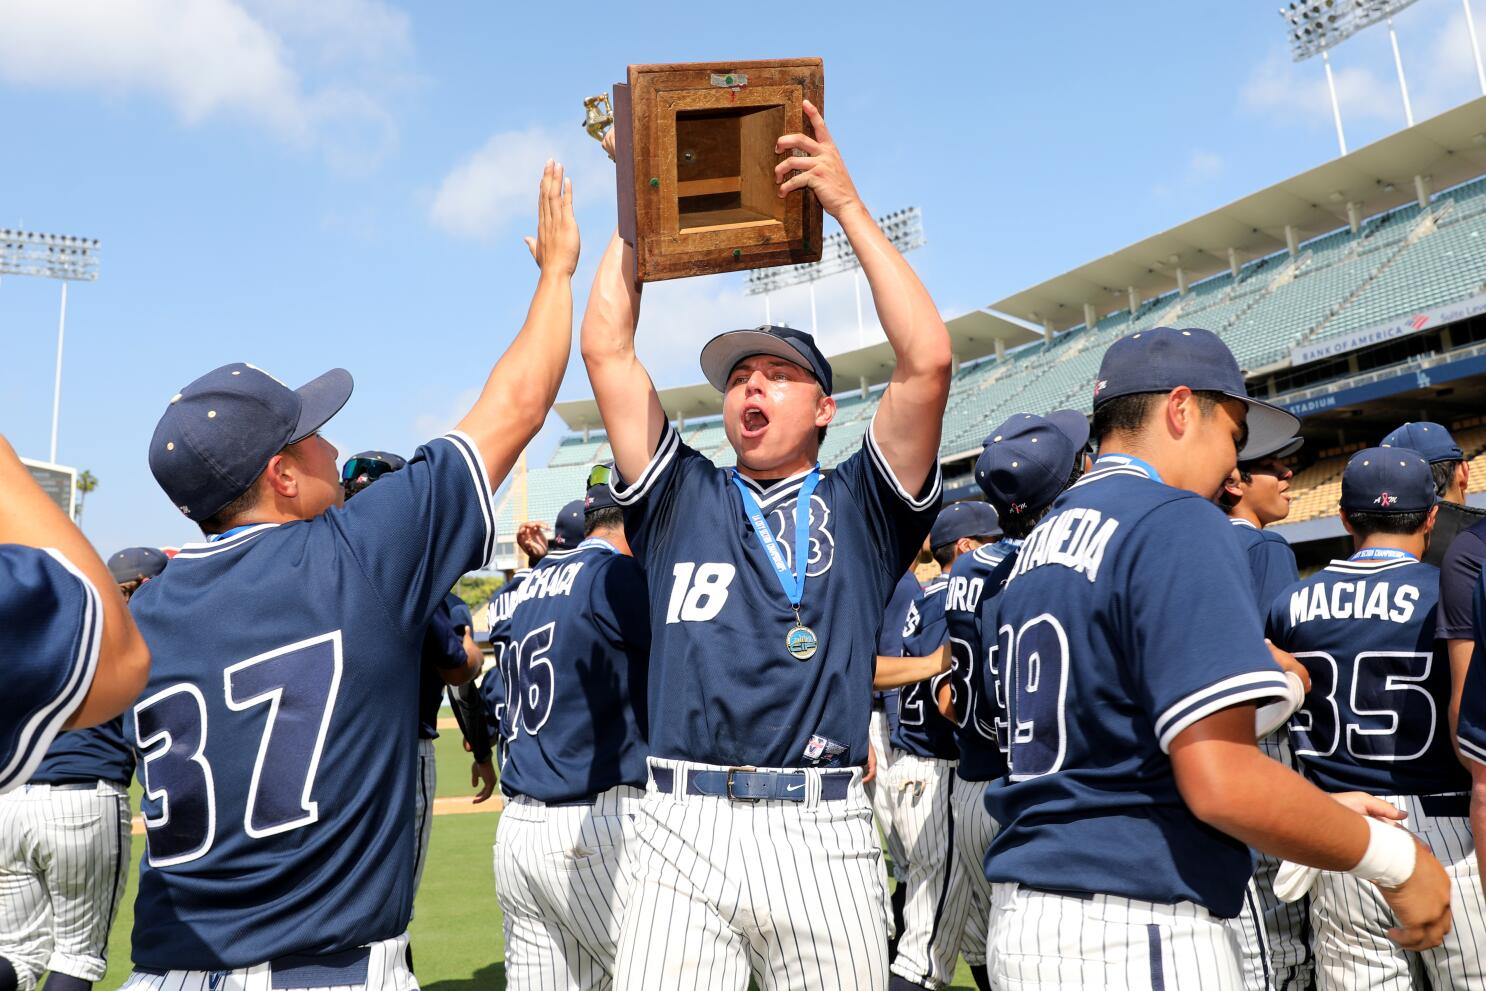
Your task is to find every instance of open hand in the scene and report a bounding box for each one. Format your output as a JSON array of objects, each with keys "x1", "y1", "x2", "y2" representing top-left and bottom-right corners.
[
  {"x1": 471, "y1": 760, "x2": 497, "y2": 804},
  {"x1": 774, "y1": 100, "x2": 863, "y2": 219},
  {"x1": 524, "y1": 160, "x2": 580, "y2": 276},
  {"x1": 516, "y1": 520, "x2": 550, "y2": 561}
]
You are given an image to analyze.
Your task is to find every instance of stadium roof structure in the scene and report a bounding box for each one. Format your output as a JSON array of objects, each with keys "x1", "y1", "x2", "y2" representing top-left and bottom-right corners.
[
  {"x1": 553, "y1": 308, "x2": 1039, "y2": 432},
  {"x1": 991, "y1": 95, "x2": 1486, "y2": 334}
]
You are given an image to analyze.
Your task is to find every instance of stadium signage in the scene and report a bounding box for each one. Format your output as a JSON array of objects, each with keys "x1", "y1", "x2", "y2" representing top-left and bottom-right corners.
[
  {"x1": 1279, "y1": 349, "x2": 1486, "y2": 417},
  {"x1": 1289, "y1": 291, "x2": 1486, "y2": 367}
]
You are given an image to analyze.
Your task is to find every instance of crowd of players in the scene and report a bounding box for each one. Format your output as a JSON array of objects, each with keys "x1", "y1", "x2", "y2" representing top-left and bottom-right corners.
[{"x1": 2, "y1": 98, "x2": 1485, "y2": 991}]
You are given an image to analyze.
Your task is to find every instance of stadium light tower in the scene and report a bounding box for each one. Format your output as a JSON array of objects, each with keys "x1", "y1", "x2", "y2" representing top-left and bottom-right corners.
[
  {"x1": 1280, "y1": 0, "x2": 1429, "y2": 155},
  {"x1": 0, "y1": 229, "x2": 101, "y2": 463},
  {"x1": 746, "y1": 207, "x2": 925, "y2": 347}
]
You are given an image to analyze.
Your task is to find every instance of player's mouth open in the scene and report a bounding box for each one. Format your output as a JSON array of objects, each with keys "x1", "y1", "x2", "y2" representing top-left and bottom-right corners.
[{"x1": 741, "y1": 406, "x2": 769, "y2": 438}]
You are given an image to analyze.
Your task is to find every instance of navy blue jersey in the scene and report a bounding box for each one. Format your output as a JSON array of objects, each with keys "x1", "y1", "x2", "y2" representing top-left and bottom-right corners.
[
  {"x1": 482, "y1": 569, "x2": 530, "y2": 760},
  {"x1": 1266, "y1": 555, "x2": 1465, "y2": 797},
  {"x1": 1229, "y1": 518, "x2": 1299, "y2": 616},
  {"x1": 0, "y1": 545, "x2": 103, "y2": 793},
  {"x1": 945, "y1": 542, "x2": 1014, "y2": 781},
  {"x1": 983, "y1": 457, "x2": 1290, "y2": 918},
  {"x1": 418, "y1": 594, "x2": 473, "y2": 740},
  {"x1": 876, "y1": 570, "x2": 923, "y2": 743},
  {"x1": 892, "y1": 578, "x2": 958, "y2": 760},
  {"x1": 125, "y1": 432, "x2": 496, "y2": 970},
  {"x1": 1460, "y1": 571, "x2": 1486, "y2": 766},
  {"x1": 614, "y1": 422, "x2": 940, "y2": 769},
  {"x1": 31, "y1": 717, "x2": 135, "y2": 787},
  {"x1": 1437, "y1": 518, "x2": 1486, "y2": 641},
  {"x1": 498, "y1": 538, "x2": 650, "y2": 803}
]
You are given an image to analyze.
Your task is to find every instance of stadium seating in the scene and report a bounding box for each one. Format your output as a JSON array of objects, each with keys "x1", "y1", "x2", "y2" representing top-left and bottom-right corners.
[{"x1": 500, "y1": 176, "x2": 1486, "y2": 550}]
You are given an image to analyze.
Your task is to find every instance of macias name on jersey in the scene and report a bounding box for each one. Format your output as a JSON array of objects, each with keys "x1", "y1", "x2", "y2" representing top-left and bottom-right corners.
[
  {"x1": 1007, "y1": 508, "x2": 1120, "y2": 585},
  {"x1": 1287, "y1": 579, "x2": 1421, "y2": 626}
]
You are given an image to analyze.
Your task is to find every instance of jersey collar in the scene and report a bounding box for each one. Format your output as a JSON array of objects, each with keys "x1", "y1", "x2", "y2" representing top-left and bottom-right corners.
[
  {"x1": 1090, "y1": 453, "x2": 1164, "y2": 484},
  {"x1": 1229, "y1": 517, "x2": 1258, "y2": 529},
  {"x1": 577, "y1": 536, "x2": 620, "y2": 555}
]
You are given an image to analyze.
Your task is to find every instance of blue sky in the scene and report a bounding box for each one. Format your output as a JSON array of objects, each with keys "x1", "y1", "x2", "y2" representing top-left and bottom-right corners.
[{"x1": 2, "y1": 0, "x2": 1484, "y2": 555}]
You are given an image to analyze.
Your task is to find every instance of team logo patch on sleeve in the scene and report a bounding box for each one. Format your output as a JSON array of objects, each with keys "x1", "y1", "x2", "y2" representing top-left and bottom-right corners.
[{"x1": 803, "y1": 735, "x2": 847, "y2": 764}]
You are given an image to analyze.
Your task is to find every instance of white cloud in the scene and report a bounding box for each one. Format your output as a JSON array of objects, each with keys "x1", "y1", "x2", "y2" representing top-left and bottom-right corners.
[
  {"x1": 0, "y1": 0, "x2": 408, "y2": 159},
  {"x1": 429, "y1": 127, "x2": 613, "y2": 240},
  {"x1": 1242, "y1": 46, "x2": 1400, "y2": 129}
]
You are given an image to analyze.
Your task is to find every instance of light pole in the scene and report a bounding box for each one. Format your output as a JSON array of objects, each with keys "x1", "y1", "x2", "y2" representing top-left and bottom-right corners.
[
  {"x1": 0, "y1": 230, "x2": 101, "y2": 463},
  {"x1": 1280, "y1": 0, "x2": 1426, "y2": 155},
  {"x1": 746, "y1": 207, "x2": 925, "y2": 348}
]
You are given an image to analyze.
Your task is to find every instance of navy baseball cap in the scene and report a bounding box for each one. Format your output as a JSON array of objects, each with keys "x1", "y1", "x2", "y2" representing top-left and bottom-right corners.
[
  {"x1": 929, "y1": 500, "x2": 1001, "y2": 551},
  {"x1": 976, "y1": 410, "x2": 1090, "y2": 518},
  {"x1": 1341, "y1": 447, "x2": 1437, "y2": 514},
  {"x1": 107, "y1": 546, "x2": 169, "y2": 585},
  {"x1": 1380, "y1": 421, "x2": 1462, "y2": 464},
  {"x1": 584, "y1": 483, "x2": 619, "y2": 514},
  {"x1": 553, "y1": 499, "x2": 585, "y2": 549},
  {"x1": 149, "y1": 363, "x2": 353, "y2": 520},
  {"x1": 700, "y1": 326, "x2": 834, "y2": 394},
  {"x1": 1092, "y1": 327, "x2": 1298, "y2": 461}
]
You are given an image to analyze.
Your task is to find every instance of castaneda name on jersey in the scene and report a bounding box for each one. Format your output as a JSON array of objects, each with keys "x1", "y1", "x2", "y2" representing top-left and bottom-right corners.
[
  {"x1": 1006, "y1": 507, "x2": 1121, "y2": 585},
  {"x1": 1287, "y1": 578, "x2": 1420, "y2": 626}
]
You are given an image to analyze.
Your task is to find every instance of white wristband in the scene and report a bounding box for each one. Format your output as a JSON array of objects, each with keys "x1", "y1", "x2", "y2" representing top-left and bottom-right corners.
[{"x1": 1350, "y1": 818, "x2": 1416, "y2": 889}]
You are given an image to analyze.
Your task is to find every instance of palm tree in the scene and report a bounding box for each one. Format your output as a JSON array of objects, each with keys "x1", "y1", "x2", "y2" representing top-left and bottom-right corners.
[{"x1": 75, "y1": 470, "x2": 97, "y2": 524}]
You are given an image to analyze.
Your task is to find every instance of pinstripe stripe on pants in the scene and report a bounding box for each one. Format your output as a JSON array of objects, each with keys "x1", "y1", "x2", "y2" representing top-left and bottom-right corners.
[
  {"x1": 1310, "y1": 793, "x2": 1484, "y2": 990},
  {"x1": 411, "y1": 738, "x2": 437, "y2": 903},
  {"x1": 1249, "y1": 733, "x2": 1312, "y2": 991},
  {"x1": 116, "y1": 934, "x2": 416, "y2": 991},
  {"x1": 613, "y1": 759, "x2": 889, "y2": 991},
  {"x1": 868, "y1": 711, "x2": 907, "y2": 942},
  {"x1": 888, "y1": 754, "x2": 971, "y2": 989},
  {"x1": 949, "y1": 773, "x2": 998, "y2": 969},
  {"x1": 1223, "y1": 878, "x2": 1274, "y2": 991},
  {"x1": 494, "y1": 785, "x2": 642, "y2": 991},
  {"x1": 0, "y1": 780, "x2": 131, "y2": 990},
  {"x1": 987, "y1": 882, "x2": 1246, "y2": 990}
]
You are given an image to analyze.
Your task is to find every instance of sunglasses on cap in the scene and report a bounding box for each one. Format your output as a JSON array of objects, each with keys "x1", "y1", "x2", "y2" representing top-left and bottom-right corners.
[
  {"x1": 342, "y1": 452, "x2": 407, "y2": 498},
  {"x1": 587, "y1": 463, "x2": 614, "y2": 490}
]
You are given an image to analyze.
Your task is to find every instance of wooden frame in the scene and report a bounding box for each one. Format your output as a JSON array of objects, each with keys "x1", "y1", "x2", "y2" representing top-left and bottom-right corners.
[{"x1": 614, "y1": 59, "x2": 824, "y2": 284}]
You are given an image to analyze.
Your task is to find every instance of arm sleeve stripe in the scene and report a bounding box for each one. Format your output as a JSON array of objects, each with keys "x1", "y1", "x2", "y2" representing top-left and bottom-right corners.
[
  {"x1": 1459, "y1": 735, "x2": 1486, "y2": 766},
  {"x1": 611, "y1": 426, "x2": 680, "y2": 507},
  {"x1": 0, "y1": 549, "x2": 103, "y2": 792},
  {"x1": 865, "y1": 415, "x2": 942, "y2": 510},
  {"x1": 1154, "y1": 671, "x2": 1293, "y2": 753},
  {"x1": 443, "y1": 430, "x2": 497, "y2": 569}
]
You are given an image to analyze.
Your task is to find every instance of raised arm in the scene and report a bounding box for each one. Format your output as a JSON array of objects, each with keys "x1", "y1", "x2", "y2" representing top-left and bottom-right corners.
[
  {"x1": 0, "y1": 435, "x2": 149, "y2": 728},
  {"x1": 579, "y1": 231, "x2": 669, "y2": 483},
  {"x1": 456, "y1": 160, "x2": 580, "y2": 485},
  {"x1": 776, "y1": 101, "x2": 952, "y2": 492}
]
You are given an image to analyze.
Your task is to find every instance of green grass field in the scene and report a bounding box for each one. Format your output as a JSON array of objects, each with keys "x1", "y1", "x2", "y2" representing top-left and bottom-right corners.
[{"x1": 98, "y1": 733, "x2": 978, "y2": 989}]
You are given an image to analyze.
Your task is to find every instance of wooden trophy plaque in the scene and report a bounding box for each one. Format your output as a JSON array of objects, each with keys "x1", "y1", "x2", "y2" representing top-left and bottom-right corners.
[{"x1": 612, "y1": 59, "x2": 824, "y2": 284}]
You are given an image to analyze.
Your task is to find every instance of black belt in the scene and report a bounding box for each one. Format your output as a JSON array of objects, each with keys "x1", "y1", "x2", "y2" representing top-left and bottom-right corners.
[
  {"x1": 139, "y1": 946, "x2": 371, "y2": 989},
  {"x1": 1420, "y1": 794, "x2": 1471, "y2": 818},
  {"x1": 651, "y1": 766, "x2": 851, "y2": 802}
]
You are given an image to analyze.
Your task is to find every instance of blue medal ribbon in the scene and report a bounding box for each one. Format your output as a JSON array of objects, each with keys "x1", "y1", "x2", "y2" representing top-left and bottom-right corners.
[
  {"x1": 576, "y1": 537, "x2": 619, "y2": 555},
  {"x1": 207, "y1": 524, "x2": 260, "y2": 543},
  {"x1": 1349, "y1": 547, "x2": 1416, "y2": 562},
  {"x1": 730, "y1": 467, "x2": 821, "y2": 621}
]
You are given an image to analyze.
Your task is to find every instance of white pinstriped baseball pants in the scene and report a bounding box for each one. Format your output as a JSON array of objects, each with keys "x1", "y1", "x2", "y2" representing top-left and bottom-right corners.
[
  {"x1": 950, "y1": 773, "x2": 999, "y2": 969},
  {"x1": 613, "y1": 758, "x2": 889, "y2": 991},
  {"x1": 987, "y1": 883, "x2": 1246, "y2": 990},
  {"x1": 889, "y1": 753, "x2": 972, "y2": 989},
  {"x1": 1310, "y1": 792, "x2": 1484, "y2": 990},
  {"x1": 411, "y1": 738, "x2": 438, "y2": 904},
  {"x1": 0, "y1": 780, "x2": 131, "y2": 990},
  {"x1": 494, "y1": 785, "x2": 643, "y2": 991},
  {"x1": 116, "y1": 935, "x2": 416, "y2": 991}
]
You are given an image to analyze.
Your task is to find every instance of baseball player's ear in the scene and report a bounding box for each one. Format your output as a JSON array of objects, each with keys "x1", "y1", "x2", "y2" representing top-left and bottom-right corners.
[
  {"x1": 815, "y1": 392, "x2": 836, "y2": 428},
  {"x1": 1338, "y1": 509, "x2": 1355, "y2": 537}
]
